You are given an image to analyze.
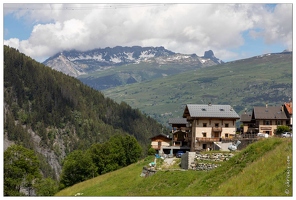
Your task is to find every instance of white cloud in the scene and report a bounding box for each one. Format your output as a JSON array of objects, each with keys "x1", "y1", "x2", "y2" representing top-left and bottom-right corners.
[
  {"x1": 4, "y1": 38, "x2": 20, "y2": 49},
  {"x1": 3, "y1": 3, "x2": 293, "y2": 62}
]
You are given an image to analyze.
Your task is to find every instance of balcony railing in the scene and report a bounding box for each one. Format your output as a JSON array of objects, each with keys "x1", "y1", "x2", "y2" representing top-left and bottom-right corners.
[
  {"x1": 173, "y1": 137, "x2": 189, "y2": 142},
  {"x1": 196, "y1": 137, "x2": 220, "y2": 142},
  {"x1": 212, "y1": 127, "x2": 222, "y2": 132}
]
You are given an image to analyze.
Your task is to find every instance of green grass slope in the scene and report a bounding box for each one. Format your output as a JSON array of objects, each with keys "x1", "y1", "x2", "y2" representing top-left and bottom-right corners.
[
  {"x1": 55, "y1": 137, "x2": 292, "y2": 196},
  {"x1": 78, "y1": 61, "x2": 206, "y2": 90}
]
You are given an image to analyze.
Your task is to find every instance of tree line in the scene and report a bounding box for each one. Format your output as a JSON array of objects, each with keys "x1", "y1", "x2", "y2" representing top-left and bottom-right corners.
[{"x1": 4, "y1": 134, "x2": 142, "y2": 195}]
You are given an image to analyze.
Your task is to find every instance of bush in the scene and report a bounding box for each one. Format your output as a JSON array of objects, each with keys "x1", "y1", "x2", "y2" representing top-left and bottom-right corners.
[
  {"x1": 148, "y1": 147, "x2": 156, "y2": 155},
  {"x1": 275, "y1": 125, "x2": 290, "y2": 135}
]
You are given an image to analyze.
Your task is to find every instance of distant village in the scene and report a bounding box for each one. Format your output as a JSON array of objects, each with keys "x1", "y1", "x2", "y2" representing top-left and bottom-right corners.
[{"x1": 150, "y1": 100, "x2": 292, "y2": 154}]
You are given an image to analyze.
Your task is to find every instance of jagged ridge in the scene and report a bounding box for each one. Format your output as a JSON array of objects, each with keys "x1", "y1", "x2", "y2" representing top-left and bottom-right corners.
[{"x1": 43, "y1": 46, "x2": 223, "y2": 77}]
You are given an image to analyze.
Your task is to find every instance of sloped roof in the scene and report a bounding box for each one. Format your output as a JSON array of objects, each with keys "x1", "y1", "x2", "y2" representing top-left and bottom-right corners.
[
  {"x1": 149, "y1": 133, "x2": 171, "y2": 140},
  {"x1": 183, "y1": 104, "x2": 240, "y2": 119},
  {"x1": 168, "y1": 118, "x2": 188, "y2": 124},
  {"x1": 253, "y1": 106, "x2": 288, "y2": 120},
  {"x1": 284, "y1": 102, "x2": 293, "y2": 115},
  {"x1": 240, "y1": 113, "x2": 252, "y2": 122}
]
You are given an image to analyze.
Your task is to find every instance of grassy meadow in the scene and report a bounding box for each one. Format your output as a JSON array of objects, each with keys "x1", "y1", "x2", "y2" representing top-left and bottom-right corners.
[{"x1": 55, "y1": 137, "x2": 292, "y2": 196}]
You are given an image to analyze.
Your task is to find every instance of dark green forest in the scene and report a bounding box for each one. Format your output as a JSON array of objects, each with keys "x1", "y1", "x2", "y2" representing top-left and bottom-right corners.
[{"x1": 3, "y1": 45, "x2": 167, "y2": 194}]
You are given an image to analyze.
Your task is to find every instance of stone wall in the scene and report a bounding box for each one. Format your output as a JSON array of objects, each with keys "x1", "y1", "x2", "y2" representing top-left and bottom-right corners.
[
  {"x1": 182, "y1": 152, "x2": 235, "y2": 171},
  {"x1": 196, "y1": 152, "x2": 234, "y2": 162}
]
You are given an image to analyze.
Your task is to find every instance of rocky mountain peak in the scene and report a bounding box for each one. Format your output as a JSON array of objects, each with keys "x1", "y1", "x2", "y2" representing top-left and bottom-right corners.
[{"x1": 203, "y1": 50, "x2": 215, "y2": 58}]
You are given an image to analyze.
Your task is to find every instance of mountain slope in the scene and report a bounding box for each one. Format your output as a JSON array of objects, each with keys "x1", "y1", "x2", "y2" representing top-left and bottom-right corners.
[
  {"x1": 55, "y1": 137, "x2": 292, "y2": 196},
  {"x1": 102, "y1": 52, "x2": 292, "y2": 126},
  {"x1": 4, "y1": 45, "x2": 167, "y2": 180}
]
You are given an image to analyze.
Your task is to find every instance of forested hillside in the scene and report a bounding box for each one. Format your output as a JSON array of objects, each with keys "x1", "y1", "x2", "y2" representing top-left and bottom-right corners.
[{"x1": 3, "y1": 45, "x2": 167, "y2": 181}]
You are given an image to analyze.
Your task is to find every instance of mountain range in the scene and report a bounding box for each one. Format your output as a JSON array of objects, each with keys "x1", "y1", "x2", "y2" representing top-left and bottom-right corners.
[{"x1": 43, "y1": 46, "x2": 223, "y2": 76}]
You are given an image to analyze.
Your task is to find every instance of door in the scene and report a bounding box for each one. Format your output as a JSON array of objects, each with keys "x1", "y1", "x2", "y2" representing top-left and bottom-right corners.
[{"x1": 202, "y1": 143, "x2": 207, "y2": 150}]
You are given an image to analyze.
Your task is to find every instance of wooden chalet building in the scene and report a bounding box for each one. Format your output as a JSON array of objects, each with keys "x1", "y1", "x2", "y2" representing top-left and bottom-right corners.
[
  {"x1": 168, "y1": 118, "x2": 191, "y2": 148},
  {"x1": 240, "y1": 103, "x2": 291, "y2": 136},
  {"x1": 150, "y1": 118, "x2": 192, "y2": 155},
  {"x1": 150, "y1": 133, "x2": 171, "y2": 153},
  {"x1": 183, "y1": 103, "x2": 240, "y2": 152}
]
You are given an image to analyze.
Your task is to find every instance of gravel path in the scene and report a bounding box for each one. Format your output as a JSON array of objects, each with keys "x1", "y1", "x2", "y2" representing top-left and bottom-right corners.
[{"x1": 163, "y1": 157, "x2": 176, "y2": 166}]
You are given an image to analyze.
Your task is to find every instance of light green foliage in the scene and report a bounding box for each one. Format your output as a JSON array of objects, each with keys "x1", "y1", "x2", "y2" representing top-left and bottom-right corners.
[
  {"x1": 60, "y1": 134, "x2": 142, "y2": 188},
  {"x1": 148, "y1": 147, "x2": 156, "y2": 155},
  {"x1": 34, "y1": 178, "x2": 59, "y2": 196},
  {"x1": 275, "y1": 125, "x2": 291, "y2": 135},
  {"x1": 59, "y1": 150, "x2": 98, "y2": 189},
  {"x1": 4, "y1": 145, "x2": 42, "y2": 196}
]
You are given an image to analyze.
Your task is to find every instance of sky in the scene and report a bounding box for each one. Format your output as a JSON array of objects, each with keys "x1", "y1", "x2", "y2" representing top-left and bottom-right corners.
[{"x1": 2, "y1": 1, "x2": 293, "y2": 63}]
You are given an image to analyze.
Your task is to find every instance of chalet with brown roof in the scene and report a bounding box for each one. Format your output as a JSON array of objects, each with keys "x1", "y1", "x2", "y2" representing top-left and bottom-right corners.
[
  {"x1": 150, "y1": 133, "x2": 171, "y2": 153},
  {"x1": 240, "y1": 103, "x2": 290, "y2": 136}
]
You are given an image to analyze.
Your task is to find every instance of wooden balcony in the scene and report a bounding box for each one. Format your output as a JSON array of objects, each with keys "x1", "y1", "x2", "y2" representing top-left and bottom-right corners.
[
  {"x1": 151, "y1": 145, "x2": 161, "y2": 150},
  {"x1": 212, "y1": 127, "x2": 222, "y2": 132},
  {"x1": 173, "y1": 137, "x2": 189, "y2": 142},
  {"x1": 172, "y1": 127, "x2": 191, "y2": 133},
  {"x1": 196, "y1": 137, "x2": 220, "y2": 142}
]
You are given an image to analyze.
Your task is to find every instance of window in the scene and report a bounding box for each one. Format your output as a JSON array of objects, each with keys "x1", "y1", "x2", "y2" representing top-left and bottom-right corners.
[
  {"x1": 215, "y1": 123, "x2": 219, "y2": 127},
  {"x1": 225, "y1": 123, "x2": 229, "y2": 127},
  {"x1": 202, "y1": 132, "x2": 207, "y2": 137},
  {"x1": 264, "y1": 120, "x2": 271, "y2": 125},
  {"x1": 277, "y1": 120, "x2": 282, "y2": 125},
  {"x1": 203, "y1": 123, "x2": 207, "y2": 127},
  {"x1": 225, "y1": 134, "x2": 229, "y2": 138}
]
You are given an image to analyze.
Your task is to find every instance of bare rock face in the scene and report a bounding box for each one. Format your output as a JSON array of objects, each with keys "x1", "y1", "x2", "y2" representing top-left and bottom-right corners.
[
  {"x1": 4, "y1": 126, "x2": 66, "y2": 180},
  {"x1": 203, "y1": 50, "x2": 215, "y2": 58},
  {"x1": 44, "y1": 53, "x2": 86, "y2": 77}
]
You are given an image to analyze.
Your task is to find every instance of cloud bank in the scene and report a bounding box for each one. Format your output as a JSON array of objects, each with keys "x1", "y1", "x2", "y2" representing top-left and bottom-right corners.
[{"x1": 4, "y1": 3, "x2": 292, "y2": 62}]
